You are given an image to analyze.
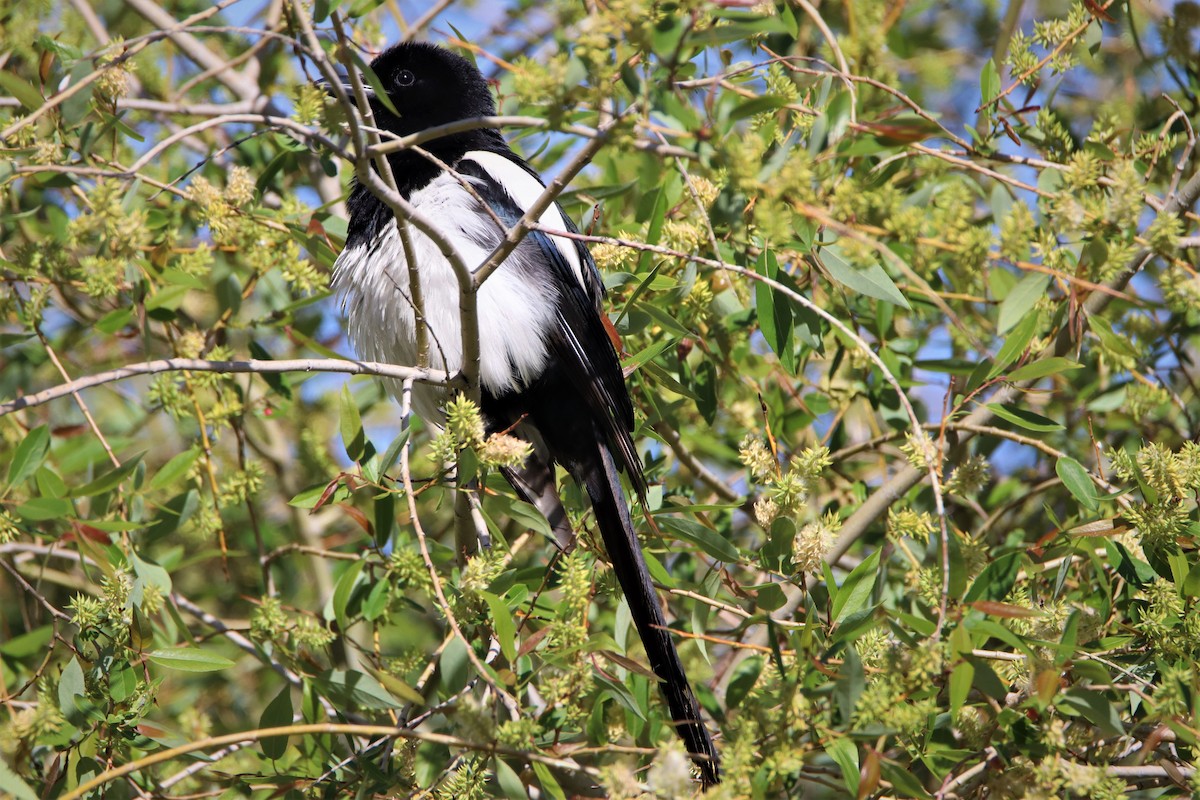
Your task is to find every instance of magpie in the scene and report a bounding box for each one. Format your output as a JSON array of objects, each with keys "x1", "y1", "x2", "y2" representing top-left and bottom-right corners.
[{"x1": 329, "y1": 42, "x2": 720, "y2": 786}]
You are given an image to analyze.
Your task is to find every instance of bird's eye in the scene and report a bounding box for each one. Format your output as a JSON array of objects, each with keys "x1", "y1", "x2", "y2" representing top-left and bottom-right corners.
[{"x1": 396, "y1": 69, "x2": 415, "y2": 87}]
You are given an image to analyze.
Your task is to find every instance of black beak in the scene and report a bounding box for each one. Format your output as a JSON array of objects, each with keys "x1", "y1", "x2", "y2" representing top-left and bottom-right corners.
[{"x1": 316, "y1": 73, "x2": 370, "y2": 99}]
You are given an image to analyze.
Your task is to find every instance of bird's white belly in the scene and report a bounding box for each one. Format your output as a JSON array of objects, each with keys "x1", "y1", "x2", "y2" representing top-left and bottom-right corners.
[{"x1": 331, "y1": 175, "x2": 556, "y2": 422}]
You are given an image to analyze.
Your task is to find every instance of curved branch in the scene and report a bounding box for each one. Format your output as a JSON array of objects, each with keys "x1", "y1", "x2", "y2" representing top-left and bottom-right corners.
[{"x1": 1, "y1": 357, "x2": 456, "y2": 417}]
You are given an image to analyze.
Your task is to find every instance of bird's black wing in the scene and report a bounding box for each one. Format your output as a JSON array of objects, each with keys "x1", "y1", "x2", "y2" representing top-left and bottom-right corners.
[{"x1": 455, "y1": 151, "x2": 645, "y2": 498}]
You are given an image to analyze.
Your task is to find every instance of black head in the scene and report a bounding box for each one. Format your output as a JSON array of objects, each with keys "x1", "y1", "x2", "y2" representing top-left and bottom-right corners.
[{"x1": 365, "y1": 42, "x2": 499, "y2": 144}]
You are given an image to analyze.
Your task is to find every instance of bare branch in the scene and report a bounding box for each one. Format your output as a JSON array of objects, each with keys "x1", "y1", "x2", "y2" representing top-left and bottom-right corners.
[{"x1": 1, "y1": 358, "x2": 455, "y2": 417}]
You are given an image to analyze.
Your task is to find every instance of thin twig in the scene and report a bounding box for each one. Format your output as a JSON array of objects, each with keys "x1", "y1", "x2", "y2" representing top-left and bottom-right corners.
[{"x1": 0, "y1": 357, "x2": 455, "y2": 417}]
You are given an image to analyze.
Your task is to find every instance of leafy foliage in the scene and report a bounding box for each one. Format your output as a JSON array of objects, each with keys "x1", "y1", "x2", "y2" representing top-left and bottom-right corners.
[{"x1": 2, "y1": 0, "x2": 1200, "y2": 798}]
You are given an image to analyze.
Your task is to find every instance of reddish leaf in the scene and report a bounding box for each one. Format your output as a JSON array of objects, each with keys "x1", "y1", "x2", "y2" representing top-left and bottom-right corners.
[
  {"x1": 968, "y1": 600, "x2": 1043, "y2": 618},
  {"x1": 338, "y1": 503, "x2": 371, "y2": 533},
  {"x1": 857, "y1": 746, "x2": 882, "y2": 800}
]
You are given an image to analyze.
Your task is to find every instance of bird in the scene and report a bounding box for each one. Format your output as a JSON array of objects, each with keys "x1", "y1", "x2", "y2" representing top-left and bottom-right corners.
[{"x1": 328, "y1": 41, "x2": 720, "y2": 786}]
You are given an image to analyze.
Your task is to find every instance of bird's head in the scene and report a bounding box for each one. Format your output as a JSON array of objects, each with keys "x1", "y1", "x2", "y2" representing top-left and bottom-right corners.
[{"x1": 359, "y1": 42, "x2": 499, "y2": 152}]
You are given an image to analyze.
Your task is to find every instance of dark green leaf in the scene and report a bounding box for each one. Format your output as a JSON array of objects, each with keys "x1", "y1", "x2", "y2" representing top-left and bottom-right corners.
[
  {"x1": 1006, "y1": 357, "x2": 1083, "y2": 382},
  {"x1": 826, "y1": 736, "x2": 859, "y2": 796},
  {"x1": 532, "y1": 761, "x2": 567, "y2": 800},
  {"x1": 312, "y1": 669, "x2": 402, "y2": 710},
  {"x1": 655, "y1": 516, "x2": 739, "y2": 563},
  {"x1": 0, "y1": 758, "x2": 38, "y2": 800},
  {"x1": 147, "y1": 447, "x2": 201, "y2": 492},
  {"x1": 73, "y1": 453, "x2": 144, "y2": 497},
  {"x1": 0, "y1": 71, "x2": 43, "y2": 110},
  {"x1": 755, "y1": 249, "x2": 796, "y2": 373},
  {"x1": 481, "y1": 590, "x2": 517, "y2": 663},
  {"x1": 15, "y1": 496, "x2": 72, "y2": 521},
  {"x1": 1060, "y1": 688, "x2": 1124, "y2": 737},
  {"x1": 260, "y1": 686, "x2": 294, "y2": 760},
  {"x1": 339, "y1": 384, "x2": 366, "y2": 462},
  {"x1": 997, "y1": 272, "x2": 1051, "y2": 334},
  {"x1": 986, "y1": 403, "x2": 1064, "y2": 431},
  {"x1": 820, "y1": 245, "x2": 910, "y2": 308},
  {"x1": 1056, "y1": 456, "x2": 1098, "y2": 512},
  {"x1": 7, "y1": 425, "x2": 50, "y2": 488},
  {"x1": 980, "y1": 59, "x2": 1000, "y2": 105},
  {"x1": 988, "y1": 310, "x2": 1039, "y2": 379},
  {"x1": 147, "y1": 647, "x2": 235, "y2": 672},
  {"x1": 331, "y1": 560, "x2": 366, "y2": 631},
  {"x1": 832, "y1": 548, "x2": 882, "y2": 623},
  {"x1": 729, "y1": 94, "x2": 790, "y2": 120}
]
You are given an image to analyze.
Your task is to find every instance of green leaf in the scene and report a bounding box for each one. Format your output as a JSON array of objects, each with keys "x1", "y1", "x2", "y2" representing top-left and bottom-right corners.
[
  {"x1": 0, "y1": 625, "x2": 52, "y2": 658},
  {"x1": 996, "y1": 271, "x2": 1051, "y2": 334},
  {"x1": 532, "y1": 761, "x2": 567, "y2": 800},
  {"x1": 7, "y1": 425, "x2": 50, "y2": 488},
  {"x1": 1088, "y1": 314, "x2": 1139, "y2": 358},
  {"x1": 820, "y1": 245, "x2": 910, "y2": 308},
  {"x1": 362, "y1": 577, "x2": 390, "y2": 621},
  {"x1": 95, "y1": 307, "x2": 133, "y2": 334},
  {"x1": 339, "y1": 384, "x2": 366, "y2": 462},
  {"x1": 289, "y1": 483, "x2": 328, "y2": 509},
  {"x1": 379, "y1": 428, "x2": 410, "y2": 475},
  {"x1": 831, "y1": 548, "x2": 882, "y2": 623},
  {"x1": 636, "y1": 187, "x2": 668, "y2": 273},
  {"x1": 729, "y1": 94, "x2": 789, "y2": 120},
  {"x1": 986, "y1": 403, "x2": 1064, "y2": 431},
  {"x1": 259, "y1": 686, "x2": 294, "y2": 760},
  {"x1": 15, "y1": 496, "x2": 72, "y2": 521},
  {"x1": 1060, "y1": 688, "x2": 1124, "y2": 737},
  {"x1": 623, "y1": 335, "x2": 676, "y2": 372},
  {"x1": 826, "y1": 735, "x2": 860, "y2": 796},
  {"x1": 1181, "y1": 561, "x2": 1200, "y2": 597},
  {"x1": 751, "y1": 582, "x2": 787, "y2": 611},
  {"x1": 813, "y1": 90, "x2": 853, "y2": 150},
  {"x1": 881, "y1": 762, "x2": 933, "y2": 799},
  {"x1": 347, "y1": 0, "x2": 386, "y2": 17},
  {"x1": 1006, "y1": 357, "x2": 1083, "y2": 382},
  {"x1": 130, "y1": 550, "x2": 172, "y2": 598},
  {"x1": 0, "y1": 71, "x2": 43, "y2": 111},
  {"x1": 655, "y1": 516, "x2": 739, "y2": 563},
  {"x1": 980, "y1": 59, "x2": 1000, "y2": 105},
  {"x1": 147, "y1": 647, "x2": 235, "y2": 672},
  {"x1": 481, "y1": 590, "x2": 517, "y2": 663},
  {"x1": 439, "y1": 637, "x2": 470, "y2": 695},
  {"x1": 331, "y1": 560, "x2": 366, "y2": 631},
  {"x1": 755, "y1": 249, "x2": 796, "y2": 373},
  {"x1": 248, "y1": 340, "x2": 292, "y2": 401},
  {"x1": 964, "y1": 552, "x2": 1022, "y2": 602},
  {"x1": 494, "y1": 759, "x2": 528, "y2": 800},
  {"x1": 1056, "y1": 456, "x2": 1098, "y2": 512},
  {"x1": 145, "y1": 283, "x2": 190, "y2": 312},
  {"x1": 373, "y1": 489, "x2": 395, "y2": 548},
  {"x1": 0, "y1": 757, "x2": 39, "y2": 800},
  {"x1": 949, "y1": 660, "x2": 974, "y2": 717},
  {"x1": 372, "y1": 669, "x2": 425, "y2": 705},
  {"x1": 58, "y1": 656, "x2": 87, "y2": 726},
  {"x1": 147, "y1": 447, "x2": 201, "y2": 492},
  {"x1": 726, "y1": 655, "x2": 763, "y2": 710},
  {"x1": 988, "y1": 310, "x2": 1039, "y2": 379},
  {"x1": 73, "y1": 453, "x2": 144, "y2": 497},
  {"x1": 594, "y1": 672, "x2": 648, "y2": 720},
  {"x1": 311, "y1": 669, "x2": 402, "y2": 710}
]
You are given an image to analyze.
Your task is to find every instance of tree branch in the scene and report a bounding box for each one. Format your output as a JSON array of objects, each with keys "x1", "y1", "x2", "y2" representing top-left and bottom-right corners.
[{"x1": 1, "y1": 358, "x2": 455, "y2": 417}]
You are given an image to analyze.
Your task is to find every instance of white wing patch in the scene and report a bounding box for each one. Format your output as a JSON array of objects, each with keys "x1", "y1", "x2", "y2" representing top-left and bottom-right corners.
[{"x1": 461, "y1": 150, "x2": 586, "y2": 289}]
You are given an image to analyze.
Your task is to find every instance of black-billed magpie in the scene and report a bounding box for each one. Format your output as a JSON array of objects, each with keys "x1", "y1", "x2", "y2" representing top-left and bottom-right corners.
[{"x1": 329, "y1": 42, "x2": 720, "y2": 786}]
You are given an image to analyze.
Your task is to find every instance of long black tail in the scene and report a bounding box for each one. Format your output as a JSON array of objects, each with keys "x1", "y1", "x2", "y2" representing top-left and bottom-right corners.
[{"x1": 581, "y1": 440, "x2": 720, "y2": 787}]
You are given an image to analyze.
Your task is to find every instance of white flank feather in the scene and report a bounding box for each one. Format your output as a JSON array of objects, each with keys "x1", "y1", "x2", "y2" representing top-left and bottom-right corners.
[{"x1": 331, "y1": 167, "x2": 560, "y2": 422}]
